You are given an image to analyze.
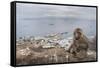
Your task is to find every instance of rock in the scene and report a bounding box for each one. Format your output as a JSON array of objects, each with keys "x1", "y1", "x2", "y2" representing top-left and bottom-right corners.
[
  {"x1": 16, "y1": 47, "x2": 33, "y2": 65},
  {"x1": 87, "y1": 50, "x2": 96, "y2": 59},
  {"x1": 42, "y1": 43, "x2": 55, "y2": 48},
  {"x1": 88, "y1": 36, "x2": 97, "y2": 51},
  {"x1": 16, "y1": 34, "x2": 97, "y2": 65},
  {"x1": 45, "y1": 33, "x2": 62, "y2": 40}
]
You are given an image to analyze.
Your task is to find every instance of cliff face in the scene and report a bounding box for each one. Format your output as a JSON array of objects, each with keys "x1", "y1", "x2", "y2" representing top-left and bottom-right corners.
[
  {"x1": 16, "y1": 44, "x2": 69, "y2": 65},
  {"x1": 16, "y1": 35, "x2": 97, "y2": 65}
]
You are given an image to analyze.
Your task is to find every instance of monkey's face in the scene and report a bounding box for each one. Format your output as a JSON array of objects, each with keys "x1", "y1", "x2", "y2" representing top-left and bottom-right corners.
[{"x1": 74, "y1": 28, "x2": 82, "y2": 40}]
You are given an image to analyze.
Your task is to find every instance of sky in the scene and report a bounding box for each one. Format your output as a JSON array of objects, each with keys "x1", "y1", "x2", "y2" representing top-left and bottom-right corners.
[{"x1": 16, "y1": 3, "x2": 97, "y2": 38}]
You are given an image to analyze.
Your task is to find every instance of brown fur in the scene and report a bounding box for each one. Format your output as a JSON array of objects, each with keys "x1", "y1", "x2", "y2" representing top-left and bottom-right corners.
[{"x1": 69, "y1": 28, "x2": 89, "y2": 59}]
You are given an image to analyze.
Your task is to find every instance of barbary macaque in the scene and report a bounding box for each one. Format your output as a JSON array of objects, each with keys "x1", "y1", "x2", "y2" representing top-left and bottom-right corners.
[{"x1": 69, "y1": 28, "x2": 89, "y2": 59}]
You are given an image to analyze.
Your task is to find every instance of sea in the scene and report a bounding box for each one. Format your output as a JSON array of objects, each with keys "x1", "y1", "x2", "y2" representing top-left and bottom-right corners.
[{"x1": 16, "y1": 3, "x2": 96, "y2": 39}]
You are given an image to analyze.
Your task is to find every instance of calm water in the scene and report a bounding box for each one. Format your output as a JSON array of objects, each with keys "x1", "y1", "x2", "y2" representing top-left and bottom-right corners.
[{"x1": 16, "y1": 3, "x2": 96, "y2": 39}]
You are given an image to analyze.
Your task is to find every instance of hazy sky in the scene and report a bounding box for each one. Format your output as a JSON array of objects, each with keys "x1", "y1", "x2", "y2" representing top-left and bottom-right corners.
[
  {"x1": 16, "y1": 3, "x2": 96, "y2": 38},
  {"x1": 16, "y1": 3, "x2": 96, "y2": 20}
]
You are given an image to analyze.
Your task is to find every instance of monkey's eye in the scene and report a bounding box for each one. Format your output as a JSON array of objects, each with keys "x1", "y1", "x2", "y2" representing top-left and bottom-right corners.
[{"x1": 77, "y1": 32, "x2": 81, "y2": 35}]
